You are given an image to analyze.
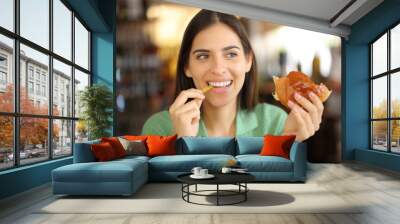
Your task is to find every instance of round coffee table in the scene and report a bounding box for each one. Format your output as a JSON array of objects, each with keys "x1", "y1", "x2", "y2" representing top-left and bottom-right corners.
[{"x1": 177, "y1": 172, "x2": 255, "y2": 206}]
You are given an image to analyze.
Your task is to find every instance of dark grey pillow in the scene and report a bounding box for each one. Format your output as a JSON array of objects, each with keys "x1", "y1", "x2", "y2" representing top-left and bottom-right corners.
[{"x1": 118, "y1": 137, "x2": 147, "y2": 156}]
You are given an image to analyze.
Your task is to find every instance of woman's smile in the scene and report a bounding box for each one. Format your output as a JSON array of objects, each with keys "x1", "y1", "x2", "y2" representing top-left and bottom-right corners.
[{"x1": 206, "y1": 80, "x2": 233, "y2": 94}]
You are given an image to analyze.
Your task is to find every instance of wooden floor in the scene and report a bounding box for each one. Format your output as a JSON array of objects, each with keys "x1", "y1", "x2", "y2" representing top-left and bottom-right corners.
[{"x1": 1, "y1": 162, "x2": 400, "y2": 224}]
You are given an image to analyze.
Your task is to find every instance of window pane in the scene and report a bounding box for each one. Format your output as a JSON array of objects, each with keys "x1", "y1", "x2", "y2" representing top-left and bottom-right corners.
[
  {"x1": 75, "y1": 18, "x2": 89, "y2": 70},
  {"x1": 74, "y1": 69, "x2": 89, "y2": 118},
  {"x1": 372, "y1": 33, "x2": 387, "y2": 76},
  {"x1": 372, "y1": 76, "x2": 387, "y2": 119},
  {"x1": 53, "y1": 59, "x2": 72, "y2": 117},
  {"x1": 392, "y1": 24, "x2": 400, "y2": 70},
  {"x1": 53, "y1": 0, "x2": 72, "y2": 60},
  {"x1": 20, "y1": 117, "x2": 49, "y2": 165},
  {"x1": 0, "y1": 0, "x2": 14, "y2": 31},
  {"x1": 20, "y1": 0, "x2": 49, "y2": 49},
  {"x1": 53, "y1": 119, "x2": 72, "y2": 158},
  {"x1": 0, "y1": 34, "x2": 14, "y2": 112},
  {"x1": 391, "y1": 120, "x2": 400, "y2": 153},
  {"x1": 372, "y1": 121, "x2": 387, "y2": 151},
  {"x1": 0, "y1": 116, "x2": 13, "y2": 170},
  {"x1": 75, "y1": 120, "x2": 88, "y2": 143},
  {"x1": 20, "y1": 44, "x2": 49, "y2": 115},
  {"x1": 391, "y1": 72, "x2": 400, "y2": 118}
]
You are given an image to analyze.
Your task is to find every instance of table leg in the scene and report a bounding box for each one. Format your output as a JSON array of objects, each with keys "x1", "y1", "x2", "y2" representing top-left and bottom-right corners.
[
  {"x1": 188, "y1": 184, "x2": 190, "y2": 202},
  {"x1": 217, "y1": 184, "x2": 219, "y2": 206},
  {"x1": 181, "y1": 184, "x2": 183, "y2": 199},
  {"x1": 245, "y1": 183, "x2": 247, "y2": 201}
]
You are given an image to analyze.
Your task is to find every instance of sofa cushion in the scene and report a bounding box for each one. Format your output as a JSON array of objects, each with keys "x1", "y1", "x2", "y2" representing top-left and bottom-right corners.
[
  {"x1": 260, "y1": 135, "x2": 296, "y2": 159},
  {"x1": 74, "y1": 139, "x2": 101, "y2": 163},
  {"x1": 147, "y1": 135, "x2": 177, "y2": 156},
  {"x1": 178, "y1": 137, "x2": 235, "y2": 155},
  {"x1": 236, "y1": 137, "x2": 263, "y2": 155},
  {"x1": 118, "y1": 137, "x2": 147, "y2": 156},
  {"x1": 148, "y1": 154, "x2": 235, "y2": 172},
  {"x1": 114, "y1": 155, "x2": 150, "y2": 164},
  {"x1": 91, "y1": 142, "x2": 118, "y2": 161},
  {"x1": 52, "y1": 158, "x2": 147, "y2": 183},
  {"x1": 124, "y1": 135, "x2": 148, "y2": 142},
  {"x1": 236, "y1": 155, "x2": 293, "y2": 172},
  {"x1": 101, "y1": 137, "x2": 127, "y2": 158}
]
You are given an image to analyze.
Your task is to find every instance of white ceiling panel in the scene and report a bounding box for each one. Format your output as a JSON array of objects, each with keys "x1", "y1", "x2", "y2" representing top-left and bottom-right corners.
[
  {"x1": 226, "y1": 0, "x2": 352, "y2": 21},
  {"x1": 165, "y1": 0, "x2": 384, "y2": 38}
]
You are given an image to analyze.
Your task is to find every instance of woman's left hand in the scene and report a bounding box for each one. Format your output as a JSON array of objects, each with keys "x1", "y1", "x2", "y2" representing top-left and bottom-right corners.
[{"x1": 282, "y1": 92, "x2": 324, "y2": 142}]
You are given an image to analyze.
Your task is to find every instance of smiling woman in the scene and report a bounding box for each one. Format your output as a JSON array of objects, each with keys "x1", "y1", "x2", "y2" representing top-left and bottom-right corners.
[{"x1": 141, "y1": 10, "x2": 325, "y2": 141}]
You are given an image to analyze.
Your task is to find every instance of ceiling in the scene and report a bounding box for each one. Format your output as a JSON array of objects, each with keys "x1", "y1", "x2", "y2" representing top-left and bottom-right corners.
[{"x1": 165, "y1": 0, "x2": 384, "y2": 38}]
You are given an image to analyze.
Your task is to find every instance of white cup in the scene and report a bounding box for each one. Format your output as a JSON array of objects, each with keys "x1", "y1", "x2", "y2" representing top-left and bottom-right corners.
[
  {"x1": 191, "y1": 167, "x2": 202, "y2": 176},
  {"x1": 221, "y1": 167, "x2": 232, "y2": 174},
  {"x1": 200, "y1": 169, "x2": 208, "y2": 176}
]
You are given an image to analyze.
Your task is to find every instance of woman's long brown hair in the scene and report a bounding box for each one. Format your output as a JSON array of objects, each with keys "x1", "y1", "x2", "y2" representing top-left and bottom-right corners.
[{"x1": 175, "y1": 10, "x2": 258, "y2": 111}]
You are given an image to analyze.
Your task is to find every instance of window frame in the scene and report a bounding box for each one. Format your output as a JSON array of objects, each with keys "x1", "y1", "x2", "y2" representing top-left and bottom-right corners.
[
  {"x1": 370, "y1": 20, "x2": 400, "y2": 154},
  {"x1": 0, "y1": 71, "x2": 7, "y2": 85},
  {"x1": 0, "y1": 53, "x2": 7, "y2": 89},
  {"x1": 0, "y1": 53, "x2": 7, "y2": 68},
  {"x1": 0, "y1": 0, "x2": 92, "y2": 171}
]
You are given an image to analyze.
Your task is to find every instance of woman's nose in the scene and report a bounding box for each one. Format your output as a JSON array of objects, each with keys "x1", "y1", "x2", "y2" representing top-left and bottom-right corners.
[{"x1": 210, "y1": 55, "x2": 228, "y2": 75}]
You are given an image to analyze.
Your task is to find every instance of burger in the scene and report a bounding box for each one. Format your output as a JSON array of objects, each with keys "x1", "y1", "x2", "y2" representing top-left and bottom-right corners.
[{"x1": 272, "y1": 71, "x2": 332, "y2": 108}]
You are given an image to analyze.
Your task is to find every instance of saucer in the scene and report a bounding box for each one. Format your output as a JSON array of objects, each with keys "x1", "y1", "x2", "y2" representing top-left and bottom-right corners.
[
  {"x1": 190, "y1": 174, "x2": 215, "y2": 179},
  {"x1": 232, "y1": 170, "x2": 249, "y2": 174}
]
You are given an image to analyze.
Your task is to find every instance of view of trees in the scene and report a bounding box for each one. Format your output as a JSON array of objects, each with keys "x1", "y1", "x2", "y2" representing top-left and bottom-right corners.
[
  {"x1": 0, "y1": 84, "x2": 59, "y2": 150},
  {"x1": 373, "y1": 99, "x2": 400, "y2": 144}
]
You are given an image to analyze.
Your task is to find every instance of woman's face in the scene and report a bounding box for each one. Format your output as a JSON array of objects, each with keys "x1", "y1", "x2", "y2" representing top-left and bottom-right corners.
[{"x1": 185, "y1": 23, "x2": 252, "y2": 108}]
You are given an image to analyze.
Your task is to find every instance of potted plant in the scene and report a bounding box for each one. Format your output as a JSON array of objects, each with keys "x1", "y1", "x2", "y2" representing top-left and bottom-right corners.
[{"x1": 79, "y1": 84, "x2": 113, "y2": 140}]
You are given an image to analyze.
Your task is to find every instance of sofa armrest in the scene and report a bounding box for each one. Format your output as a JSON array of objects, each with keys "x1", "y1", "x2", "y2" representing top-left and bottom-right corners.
[
  {"x1": 73, "y1": 140, "x2": 100, "y2": 163},
  {"x1": 289, "y1": 142, "x2": 307, "y2": 181}
]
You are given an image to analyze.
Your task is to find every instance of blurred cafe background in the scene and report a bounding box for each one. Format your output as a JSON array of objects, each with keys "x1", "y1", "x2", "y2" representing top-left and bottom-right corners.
[{"x1": 116, "y1": 0, "x2": 342, "y2": 162}]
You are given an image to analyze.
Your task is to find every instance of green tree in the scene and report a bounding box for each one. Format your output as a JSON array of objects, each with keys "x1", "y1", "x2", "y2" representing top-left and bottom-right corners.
[
  {"x1": 79, "y1": 84, "x2": 113, "y2": 140},
  {"x1": 372, "y1": 99, "x2": 400, "y2": 142},
  {"x1": 373, "y1": 100, "x2": 387, "y2": 137},
  {"x1": 392, "y1": 99, "x2": 400, "y2": 141}
]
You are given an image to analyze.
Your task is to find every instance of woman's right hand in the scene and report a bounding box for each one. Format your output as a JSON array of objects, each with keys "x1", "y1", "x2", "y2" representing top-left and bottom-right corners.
[{"x1": 169, "y1": 88, "x2": 205, "y2": 138}]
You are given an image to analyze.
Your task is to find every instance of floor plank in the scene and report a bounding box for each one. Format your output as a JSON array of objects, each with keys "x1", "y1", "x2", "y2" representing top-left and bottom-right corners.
[{"x1": 1, "y1": 161, "x2": 400, "y2": 224}]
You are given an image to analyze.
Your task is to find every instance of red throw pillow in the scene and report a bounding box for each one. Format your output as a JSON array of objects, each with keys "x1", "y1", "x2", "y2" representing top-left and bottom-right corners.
[
  {"x1": 124, "y1": 135, "x2": 148, "y2": 142},
  {"x1": 146, "y1": 135, "x2": 177, "y2": 157},
  {"x1": 101, "y1": 137, "x2": 126, "y2": 158},
  {"x1": 91, "y1": 142, "x2": 118, "y2": 161},
  {"x1": 259, "y1": 135, "x2": 296, "y2": 159}
]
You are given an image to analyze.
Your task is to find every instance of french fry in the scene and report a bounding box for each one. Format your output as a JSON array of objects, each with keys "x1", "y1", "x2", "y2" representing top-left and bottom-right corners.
[{"x1": 201, "y1": 85, "x2": 213, "y2": 93}]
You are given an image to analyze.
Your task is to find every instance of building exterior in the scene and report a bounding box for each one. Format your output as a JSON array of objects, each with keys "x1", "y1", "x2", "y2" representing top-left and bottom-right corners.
[{"x1": 0, "y1": 41, "x2": 75, "y2": 149}]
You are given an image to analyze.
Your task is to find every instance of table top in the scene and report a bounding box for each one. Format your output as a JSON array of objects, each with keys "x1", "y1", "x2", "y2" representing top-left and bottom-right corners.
[{"x1": 177, "y1": 172, "x2": 255, "y2": 185}]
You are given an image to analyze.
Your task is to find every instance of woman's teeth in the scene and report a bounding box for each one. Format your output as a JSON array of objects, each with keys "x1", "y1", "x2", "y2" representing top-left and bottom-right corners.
[{"x1": 207, "y1": 80, "x2": 233, "y2": 88}]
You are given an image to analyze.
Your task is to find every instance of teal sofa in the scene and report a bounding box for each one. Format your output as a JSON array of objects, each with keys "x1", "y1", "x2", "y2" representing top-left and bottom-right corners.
[{"x1": 52, "y1": 137, "x2": 307, "y2": 196}]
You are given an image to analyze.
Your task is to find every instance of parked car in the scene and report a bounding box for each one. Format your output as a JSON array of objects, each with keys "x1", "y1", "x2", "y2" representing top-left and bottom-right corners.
[
  {"x1": 8, "y1": 150, "x2": 32, "y2": 160},
  {"x1": 7, "y1": 153, "x2": 13, "y2": 161},
  {"x1": 30, "y1": 150, "x2": 41, "y2": 158},
  {"x1": 54, "y1": 149, "x2": 62, "y2": 156}
]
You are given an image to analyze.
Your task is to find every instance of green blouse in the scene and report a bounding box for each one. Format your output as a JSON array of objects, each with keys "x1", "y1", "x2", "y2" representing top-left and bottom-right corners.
[{"x1": 141, "y1": 103, "x2": 287, "y2": 137}]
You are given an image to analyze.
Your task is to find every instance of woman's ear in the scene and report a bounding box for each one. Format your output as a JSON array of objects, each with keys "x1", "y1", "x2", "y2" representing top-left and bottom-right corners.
[
  {"x1": 184, "y1": 68, "x2": 193, "y2": 78},
  {"x1": 245, "y1": 53, "x2": 253, "y2": 73}
]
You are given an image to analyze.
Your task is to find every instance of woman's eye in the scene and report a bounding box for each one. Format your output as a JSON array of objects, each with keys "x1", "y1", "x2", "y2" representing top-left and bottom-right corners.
[
  {"x1": 196, "y1": 54, "x2": 208, "y2": 60},
  {"x1": 226, "y1": 52, "x2": 237, "y2": 58}
]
